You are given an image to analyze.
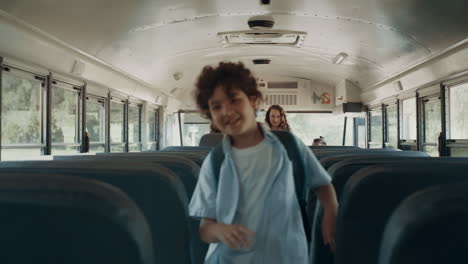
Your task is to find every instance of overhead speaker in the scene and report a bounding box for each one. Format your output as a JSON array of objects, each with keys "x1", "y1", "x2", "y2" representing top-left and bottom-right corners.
[{"x1": 253, "y1": 59, "x2": 271, "y2": 65}]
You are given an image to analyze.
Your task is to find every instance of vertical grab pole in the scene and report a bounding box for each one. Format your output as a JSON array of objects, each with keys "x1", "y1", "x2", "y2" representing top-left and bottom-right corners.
[{"x1": 342, "y1": 117, "x2": 347, "y2": 146}]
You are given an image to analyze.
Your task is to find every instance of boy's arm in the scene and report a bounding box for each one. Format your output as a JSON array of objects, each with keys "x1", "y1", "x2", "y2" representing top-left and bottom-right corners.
[
  {"x1": 316, "y1": 184, "x2": 339, "y2": 251},
  {"x1": 200, "y1": 218, "x2": 254, "y2": 249}
]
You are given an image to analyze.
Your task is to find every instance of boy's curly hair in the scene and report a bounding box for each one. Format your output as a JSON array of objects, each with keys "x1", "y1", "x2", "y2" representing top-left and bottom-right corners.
[{"x1": 195, "y1": 62, "x2": 262, "y2": 120}]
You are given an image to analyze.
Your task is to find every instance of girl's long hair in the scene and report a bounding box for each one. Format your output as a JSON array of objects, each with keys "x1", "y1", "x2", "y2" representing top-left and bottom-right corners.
[{"x1": 265, "y1": 104, "x2": 291, "y2": 132}]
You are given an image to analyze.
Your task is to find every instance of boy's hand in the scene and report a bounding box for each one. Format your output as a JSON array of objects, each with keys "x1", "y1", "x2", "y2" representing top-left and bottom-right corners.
[
  {"x1": 316, "y1": 184, "x2": 339, "y2": 252},
  {"x1": 214, "y1": 223, "x2": 254, "y2": 249},
  {"x1": 322, "y1": 206, "x2": 337, "y2": 251}
]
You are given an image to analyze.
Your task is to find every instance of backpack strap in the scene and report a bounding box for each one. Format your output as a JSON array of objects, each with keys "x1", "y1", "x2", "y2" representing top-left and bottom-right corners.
[
  {"x1": 270, "y1": 130, "x2": 306, "y2": 202},
  {"x1": 211, "y1": 143, "x2": 225, "y2": 187}
]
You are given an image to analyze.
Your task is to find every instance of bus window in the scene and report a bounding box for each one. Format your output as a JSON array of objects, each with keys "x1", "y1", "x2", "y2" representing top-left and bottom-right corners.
[
  {"x1": 85, "y1": 96, "x2": 106, "y2": 153},
  {"x1": 1, "y1": 69, "x2": 44, "y2": 160},
  {"x1": 181, "y1": 112, "x2": 210, "y2": 146},
  {"x1": 448, "y1": 82, "x2": 468, "y2": 156},
  {"x1": 421, "y1": 96, "x2": 441, "y2": 157},
  {"x1": 400, "y1": 98, "x2": 417, "y2": 150},
  {"x1": 368, "y1": 108, "x2": 383, "y2": 148},
  {"x1": 147, "y1": 108, "x2": 159, "y2": 151},
  {"x1": 50, "y1": 82, "x2": 81, "y2": 155},
  {"x1": 128, "y1": 104, "x2": 142, "y2": 152},
  {"x1": 110, "y1": 100, "x2": 125, "y2": 152},
  {"x1": 287, "y1": 113, "x2": 344, "y2": 146},
  {"x1": 344, "y1": 117, "x2": 354, "y2": 146},
  {"x1": 385, "y1": 104, "x2": 398, "y2": 149},
  {"x1": 356, "y1": 117, "x2": 366, "y2": 148}
]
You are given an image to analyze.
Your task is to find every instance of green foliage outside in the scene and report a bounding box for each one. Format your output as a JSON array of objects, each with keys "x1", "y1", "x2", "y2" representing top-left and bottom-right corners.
[{"x1": 1, "y1": 74, "x2": 41, "y2": 144}]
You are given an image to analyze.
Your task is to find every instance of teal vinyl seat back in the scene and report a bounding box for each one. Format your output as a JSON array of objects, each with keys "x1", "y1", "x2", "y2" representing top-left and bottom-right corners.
[
  {"x1": 379, "y1": 182, "x2": 468, "y2": 264},
  {"x1": 199, "y1": 133, "x2": 223, "y2": 147},
  {"x1": 0, "y1": 173, "x2": 154, "y2": 264},
  {"x1": 96, "y1": 151, "x2": 207, "y2": 167},
  {"x1": 319, "y1": 150, "x2": 428, "y2": 169},
  {"x1": 0, "y1": 160, "x2": 190, "y2": 264},
  {"x1": 54, "y1": 154, "x2": 200, "y2": 198},
  {"x1": 312, "y1": 148, "x2": 395, "y2": 160},
  {"x1": 54, "y1": 154, "x2": 209, "y2": 264},
  {"x1": 335, "y1": 162, "x2": 468, "y2": 264}
]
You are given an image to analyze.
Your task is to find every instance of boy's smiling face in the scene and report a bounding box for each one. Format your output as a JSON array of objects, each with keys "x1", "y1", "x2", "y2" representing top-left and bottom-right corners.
[{"x1": 208, "y1": 86, "x2": 259, "y2": 137}]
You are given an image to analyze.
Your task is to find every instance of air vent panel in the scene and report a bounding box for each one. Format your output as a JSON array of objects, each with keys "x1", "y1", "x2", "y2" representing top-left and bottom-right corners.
[
  {"x1": 219, "y1": 30, "x2": 306, "y2": 47},
  {"x1": 264, "y1": 94, "x2": 298, "y2": 106}
]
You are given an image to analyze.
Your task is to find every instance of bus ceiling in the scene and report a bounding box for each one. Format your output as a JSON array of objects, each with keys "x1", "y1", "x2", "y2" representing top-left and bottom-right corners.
[{"x1": 0, "y1": 0, "x2": 467, "y2": 106}]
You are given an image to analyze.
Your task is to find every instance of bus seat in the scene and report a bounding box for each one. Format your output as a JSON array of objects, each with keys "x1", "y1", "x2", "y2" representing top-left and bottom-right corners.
[
  {"x1": 54, "y1": 154, "x2": 200, "y2": 197},
  {"x1": 162, "y1": 146, "x2": 212, "y2": 152},
  {"x1": 379, "y1": 182, "x2": 468, "y2": 264},
  {"x1": 0, "y1": 173, "x2": 154, "y2": 264},
  {"x1": 312, "y1": 148, "x2": 396, "y2": 160},
  {"x1": 319, "y1": 150, "x2": 428, "y2": 169},
  {"x1": 97, "y1": 151, "x2": 207, "y2": 166},
  {"x1": 199, "y1": 133, "x2": 223, "y2": 147},
  {"x1": 0, "y1": 161, "x2": 192, "y2": 264},
  {"x1": 309, "y1": 146, "x2": 358, "y2": 150},
  {"x1": 335, "y1": 162, "x2": 468, "y2": 264},
  {"x1": 310, "y1": 155, "x2": 432, "y2": 264},
  {"x1": 53, "y1": 155, "x2": 209, "y2": 264}
]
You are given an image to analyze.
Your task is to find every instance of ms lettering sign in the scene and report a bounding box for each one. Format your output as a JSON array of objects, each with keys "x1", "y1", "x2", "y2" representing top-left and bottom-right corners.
[{"x1": 311, "y1": 92, "x2": 331, "y2": 104}]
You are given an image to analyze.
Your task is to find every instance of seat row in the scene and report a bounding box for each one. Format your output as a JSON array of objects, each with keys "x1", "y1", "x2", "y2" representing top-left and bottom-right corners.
[
  {"x1": 0, "y1": 150, "x2": 211, "y2": 264},
  {"x1": 307, "y1": 147, "x2": 468, "y2": 264},
  {"x1": 2, "y1": 143, "x2": 467, "y2": 264}
]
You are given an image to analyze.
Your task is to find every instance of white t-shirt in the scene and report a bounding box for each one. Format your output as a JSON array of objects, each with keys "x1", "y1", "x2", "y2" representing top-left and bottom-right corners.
[{"x1": 232, "y1": 139, "x2": 274, "y2": 235}]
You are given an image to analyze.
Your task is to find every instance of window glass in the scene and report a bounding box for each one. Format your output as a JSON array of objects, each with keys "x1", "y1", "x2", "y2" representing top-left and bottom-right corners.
[
  {"x1": 345, "y1": 117, "x2": 354, "y2": 146},
  {"x1": 356, "y1": 117, "x2": 366, "y2": 148},
  {"x1": 128, "y1": 105, "x2": 141, "y2": 145},
  {"x1": 423, "y1": 99, "x2": 441, "y2": 143},
  {"x1": 86, "y1": 99, "x2": 105, "y2": 143},
  {"x1": 401, "y1": 98, "x2": 417, "y2": 140},
  {"x1": 110, "y1": 144, "x2": 125, "y2": 152},
  {"x1": 449, "y1": 83, "x2": 468, "y2": 139},
  {"x1": 110, "y1": 101, "x2": 124, "y2": 144},
  {"x1": 386, "y1": 105, "x2": 398, "y2": 147},
  {"x1": 181, "y1": 112, "x2": 210, "y2": 146},
  {"x1": 422, "y1": 98, "x2": 441, "y2": 157},
  {"x1": 183, "y1": 124, "x2": 210, "y2": 146},
  {"x1": 449, "y1": 147, "x2": 468, "y2": 157},
  {"x1": 1, "y1": 72, "x2": 42, "y2": 145},
  {"x1": 369, "y1": 110, "x2": 382, "y2": 145},
  {"x1": 1, "y1": 148, "x2": 43, "y2": 161},
  {"x1": 287, "y1": 113, "x2": 343, "y2": 146},
  {"x1": 51, "y1": 85, "x2": 79, "y2": 145},
  {"x1": 147, "y1": 109, "x2": 158, "y2": 151},
  {"x1": 163, "y1": 113, "x2": 181, "y2": 147},
  {"x1": 51, "y1": 145, "x2": 80, "y2": 155},
  {"x1": 89, "y1": 145, "x2": 105, "y2": 154},
  {"x1": 148, "y1": 111, "x2": 156, "y2": 142}
]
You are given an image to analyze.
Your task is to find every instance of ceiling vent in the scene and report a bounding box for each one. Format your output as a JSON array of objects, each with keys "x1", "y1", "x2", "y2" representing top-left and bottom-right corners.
[
  {"x1": 248, "y1": 15, "x2": 275, "y2": 29},
  {"x1": 253, "y1": 59, "x2": 271, "y2": 65},
  {"x1": 218, "y1": 29, "x2": 306, "y2": 47},
  {"x1": 264, "y1": 94, "x2": 298, "y2": 106}
]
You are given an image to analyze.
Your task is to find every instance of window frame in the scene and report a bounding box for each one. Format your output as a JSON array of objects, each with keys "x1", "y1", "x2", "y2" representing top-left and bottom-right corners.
[
  {"x1": 1, "y1": 66, "x2": 47, "y2": 159},
  {"x1": 85, "y1": 95, "x2": 107, "y2": 153}
]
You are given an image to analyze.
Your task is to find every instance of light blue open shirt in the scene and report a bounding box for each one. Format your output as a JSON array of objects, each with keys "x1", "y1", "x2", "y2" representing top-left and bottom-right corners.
[{"x1": 189, "y1": 124, "x2": 331, "y2": 264}]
